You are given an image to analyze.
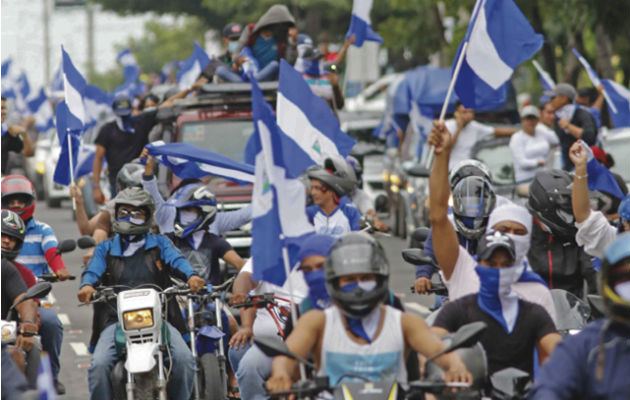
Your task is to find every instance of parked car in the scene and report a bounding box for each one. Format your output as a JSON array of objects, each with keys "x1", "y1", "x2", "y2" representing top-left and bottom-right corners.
[
  {"x1": 344, "y1": 74, "x2": 403, "y2": 114},
  {"x1": 600, "y1": 127, "x2": 630, "y2": 187}
]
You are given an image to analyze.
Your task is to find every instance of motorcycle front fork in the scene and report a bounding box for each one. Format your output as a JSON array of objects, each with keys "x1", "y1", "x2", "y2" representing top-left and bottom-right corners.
[
  {"x1": 125, "y1": 349, "x2": 167, "y2": 400},
  {"x1": 188, "y1": 298, "x2": 201, "y2": 400}
]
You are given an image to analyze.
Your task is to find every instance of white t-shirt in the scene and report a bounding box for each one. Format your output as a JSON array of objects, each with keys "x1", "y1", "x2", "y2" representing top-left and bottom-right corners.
[
  {"x1": 575, "y1": 211, "x2": 617, "y2": 259},
  {"x1": 445, "y1": 119, "x2": 495, "y2": 171},
  {"x1": 439, "y1": 247, "x2": 557, "y2": 323},
  {"x1": 509, "y1": 128, "x2": 557, "y2": 182},
  {"x1": 241, "y1": 259, "x2": 308, "y2": 338}
]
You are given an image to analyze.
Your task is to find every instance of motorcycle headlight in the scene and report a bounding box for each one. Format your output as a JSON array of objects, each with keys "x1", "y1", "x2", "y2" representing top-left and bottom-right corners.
[
  {"x1": 390, "y1": 174, "x2": 401, "y2": 186},
  {"x1": 1, "y1": 322, "x2": 17, "y2": 342},
  {"x1": 123, "y1": 309, "x2": 154, "y2": 330},
  {"x1": 35, "y1": 161, "x2": 46, "y2": 175}
]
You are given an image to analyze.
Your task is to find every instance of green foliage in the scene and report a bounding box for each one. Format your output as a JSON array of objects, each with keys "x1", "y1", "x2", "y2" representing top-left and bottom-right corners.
[{"x1": 90, "y1": 68, "x2": 124, "y2": 92}]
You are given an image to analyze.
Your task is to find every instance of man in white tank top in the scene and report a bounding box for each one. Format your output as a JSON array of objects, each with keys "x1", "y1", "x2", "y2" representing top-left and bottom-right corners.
[{"x1": 267, "y1": 233, "x2": 471, "y2": 394}]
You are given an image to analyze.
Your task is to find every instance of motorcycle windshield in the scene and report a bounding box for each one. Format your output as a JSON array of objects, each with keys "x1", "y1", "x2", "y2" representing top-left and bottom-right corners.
[{"x1": 550, "y1": 289, "x2": 591, "y2": 331}]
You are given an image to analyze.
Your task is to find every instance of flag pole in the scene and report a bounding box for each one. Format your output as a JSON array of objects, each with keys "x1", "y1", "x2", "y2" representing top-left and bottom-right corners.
[
  {"x1": 279, "y1": 234, "x2": 307, "y2": 381},
  {"x1": 67, "y1": 130, "x2": 76, "y2": 211},
  {"x1": 424, "y1": 41, "x2": 469, "y2": 169}
]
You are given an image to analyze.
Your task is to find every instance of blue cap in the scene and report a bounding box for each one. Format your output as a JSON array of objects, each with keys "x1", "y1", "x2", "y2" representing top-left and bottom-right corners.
[
  {"x1": 297, "y1": 234, "x2": 336, "y2": 261},
  {"x1": 112, "y1": 93, "x2": 132, "y2": 116},
  {"x1": 604, "y1": 232, "x2": 630, "y2": 266},
  {"x1": 618, "y1": 194, "x2": 630, "y2": 222}
]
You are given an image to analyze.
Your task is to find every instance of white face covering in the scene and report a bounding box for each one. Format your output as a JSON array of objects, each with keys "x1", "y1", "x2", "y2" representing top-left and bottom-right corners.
[
  {"x1": 488, "y1": 203, "x2": 533, "y2": 265},
  {"x1": 505, "y1": 232, "x2": 530, "y2": 265},
  {"x1": 615, "y1": 281, "x2": 630, "y2": 302},
  {"x1": 179, "y1": 210, "x2": 198, "y2": 225}
]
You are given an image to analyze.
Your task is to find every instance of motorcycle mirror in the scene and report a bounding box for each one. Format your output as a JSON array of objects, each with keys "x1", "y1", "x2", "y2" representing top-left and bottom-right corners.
[
  {"x1": 424, "y1": 322, "x2": 487, "y2": 373},
  {"x1": 253, "y1": 337, "x2": 316, "y2": 369},
  {"x1": 402, "y1": 249, "x2": 434, "y2": 266},
  {"x1": 489, "y1": 367, "x2": 531, "y2": 398},
  {"x1": 57, "y1": 239, "x2": 76, "y2": 253},
  {"x1": 77, "y1": 236, "x2": 97, "y2": 249},
  {"x1": 14, "y1": 282, "x2": 52, "y2": 308},
  {"x1": 405, "y1": 164, "x2": 431, "y2": 178},
  {"x1": 411, "y1": 227, "x2": 431, "y2": 245}
]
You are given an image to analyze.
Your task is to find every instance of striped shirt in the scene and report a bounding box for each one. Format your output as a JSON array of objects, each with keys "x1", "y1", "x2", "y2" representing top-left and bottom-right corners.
[{"x1": 16, "y1": 219, "x2": 59, "y2": 276}]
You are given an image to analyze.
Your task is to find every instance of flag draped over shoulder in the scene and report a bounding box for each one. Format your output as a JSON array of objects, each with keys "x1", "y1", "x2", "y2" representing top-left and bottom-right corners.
[
  {"x1": 453, "y1": 0, "x2": 543, "y2": 109},
  {"x1": 250, "y1": 77, "x2": 314, "y2": 286}
]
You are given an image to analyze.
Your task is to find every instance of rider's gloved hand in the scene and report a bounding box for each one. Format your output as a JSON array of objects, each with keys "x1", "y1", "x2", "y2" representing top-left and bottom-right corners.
[
  {"x1": 78, "y1": 285, "x2": 96, "y2": 304},
  {"x1": 56, "y1": 268, "x2": 71, "y2": 281},
  {"x1": 187, "y1": 275, "x2": 205, "y2": 292}
]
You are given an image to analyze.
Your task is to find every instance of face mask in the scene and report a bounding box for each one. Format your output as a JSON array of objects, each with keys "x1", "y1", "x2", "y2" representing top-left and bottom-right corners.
[
  {"x1": 117, "y1": 215, "x2": 145, "y2": 226},
  {"x1": 179, "y1": 210, "x2": 198, "y2": 225},
  {"x1": 303, "y1": 269, "x2": 331, "y2": 310},
  {"x1": 228, "y1": 41, "x2": 239, "y2": 54},
  {"x1": 614, "y1": 281, "x2": 630, "y2": 302},
  {"x1": 475, "y1": 265, "x2": 522, "y2": 333},
  {"x1": 505, "y1": 233, "x2": 530, "y2": 265},
  {"x1": 341, "y1": 280, "x2": 377, "y2": 293}
]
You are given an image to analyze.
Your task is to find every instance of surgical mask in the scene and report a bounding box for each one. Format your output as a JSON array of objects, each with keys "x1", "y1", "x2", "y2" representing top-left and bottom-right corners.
[
  {"x1": 615, "y1": 281, "x2": 630, "y2": 302},
  {"x1": 179, "y1": 210, "x2": 198, "y2": 225},
  {"x1": 341, "y1": 280, "x2": 377, "y2": 293},
  {"x1": 505, "y1": 232, "x2": 530, "y2": 265},
  {"x1": 117, "y1": 215, "x2": 145, "y2": 226},
  {"x1": 228, "y1": 41, "x2": 239, "y2": 54},
  {"x1": 303, "y1": 269, "x2": 331, "y2": 310}
]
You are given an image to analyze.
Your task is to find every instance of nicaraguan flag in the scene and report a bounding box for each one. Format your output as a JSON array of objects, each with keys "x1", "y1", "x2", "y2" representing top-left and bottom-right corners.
[
  {"x1": 582, "y1": 143, "x2": 625, "y2": 199},
  {"x1": 250, "y1": 77, "x2": 314, "y2": 285},
  {"x1": 177, "y1": 41, "x2": 210, "y2": 90},
  {"x1": 345, "y1": 0, "x2": 383, "y2": 47},
  {"x1": 145, "y1": 141, "x2": 255, "y2": 185},
  {"x1": 454, "y1": 0, "x2": 543, "y2": 109},
  {"x1": 26, "y1": 87, "x2": 55, "y2": 132},
  {"x1": 271, "y1": 60, "x2": 355, "y2": 178},
  {"x1": 572, "y1": 48, "x2": 618, "y2": 115},
  {"x1": 53, "y1": 100, "x2": 81, "y2": 186},
  {"x1": 61, "y1": 46, "x2": 87, "y2": 133},
  {"x1": 117, "y1": 49, "x2": 140, "y2": 83},
  {"x1": 84, "y1": 84, "x2": 114, "y2": 130},
  {"x1": 532, "y1": 60, "x2": 555, "y2": 91},
  {"x1": 601, "y1": 79, "x2": 630, "y2": 128},
  {"x1": 1, "y1": 58, "x2": 19, "y2": 99},
  {"x1": 37, "y1": 354, "x2": 58, "y2": 400},
  {"x1": 75, "y1": 143, "x2": 102, "y2": 179},
  {"x1": 409, "y1": 101, "x2": 433, "y2": 158},
  {"x1": 13, "y1": 71, "x2": 32, "y2": 116},
  {"x1": 50, "y1": 62, "x2": 64, "y2": 93}
]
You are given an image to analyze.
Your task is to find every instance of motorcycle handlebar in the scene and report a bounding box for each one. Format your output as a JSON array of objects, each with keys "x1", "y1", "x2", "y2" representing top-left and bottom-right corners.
[{"x1": 38, "y1": 274, "x2": 76, "y2": 282}]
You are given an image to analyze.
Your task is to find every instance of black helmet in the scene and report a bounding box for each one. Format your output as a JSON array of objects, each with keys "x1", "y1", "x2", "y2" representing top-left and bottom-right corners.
[
  {"x1": 449, "y1": 159, "x2": 492, "y2": 189},
  {"x1": 527, "y1": 170, "x2": 576, "y2": 238},
  {"x1": 1, "y1": 209, "x2": 26, "y2": 260},
  {"x1": 599, "y1": 233, "x2": 630, "y2": 326},
  {"x1": 308, "y1": 155, "x2": 358, "y2": 197},
  {"x1": 171, "y1": 184, "x2": 218, "y2": 238},
  {"x1": 116, "y1": 162, "x2": 144, "y2": 193},
  {"x1": 325, "y1": 232, "x2": 389, "y2": 318},
  {"x1": 451, "y1": 176, "x2": 496, "y2": 240},
  {"x1": 112, "y1": 187, "x2": 156, "y2": 235}
]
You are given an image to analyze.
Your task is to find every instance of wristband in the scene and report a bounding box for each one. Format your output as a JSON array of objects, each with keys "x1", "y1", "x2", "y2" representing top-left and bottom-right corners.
[{"x1": 575, "y1": 174, "x2": 588, "y2": 180}]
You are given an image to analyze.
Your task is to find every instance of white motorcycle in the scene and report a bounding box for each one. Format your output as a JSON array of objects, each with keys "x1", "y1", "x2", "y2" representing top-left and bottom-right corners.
[{"x1": 90, "y1": 283, "x2": 189, "y2": 400}]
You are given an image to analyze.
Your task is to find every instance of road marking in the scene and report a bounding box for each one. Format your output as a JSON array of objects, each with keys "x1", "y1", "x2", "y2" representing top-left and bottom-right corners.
[
  {"x1": 68, "y1": 329, "x2": 83, "y2": 335},
  {"x1": 70, "y1": 342, "x2": 89, "y2": 357},
  {"x1": 58, "y1": 313, "x2": 70, "y2": 326}
]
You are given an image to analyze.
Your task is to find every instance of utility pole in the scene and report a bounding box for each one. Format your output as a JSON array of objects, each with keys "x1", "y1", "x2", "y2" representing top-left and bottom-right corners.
[
  {"x1": 86, "y1": 0, "x2": 95, "y2": 81},
  {"x1": 43, "y1": 0, "x2": 51, "y2": 86}
]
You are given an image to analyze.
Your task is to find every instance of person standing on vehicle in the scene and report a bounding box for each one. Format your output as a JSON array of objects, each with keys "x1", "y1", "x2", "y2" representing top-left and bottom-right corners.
[
  {"x1": 426, "y1": 121, "x2": 557, "y2": 321},
  {"x1": 546, "y1": 83, "x2": 598, "y2": 171},
  {"x1": 445, "y1": 100, "x2": 517, "y2": 171},
  {"x1": 432, "y1": 230, "x2": 561, "y2": 376},
  {"x1": 526, "y1": 169, "x2": 598, "y2": 297},
  {"x1": 92, "y1": 86, "x2": 197, "y2": 204},
  {"x1": 306, "y1": 158, "x2": 361, "y2": 236},
  {"x1": 1, "y1": 174, "x2": 69, "y2": 393},
  {"x1": 77, "y1": 187, "x2": 205, "y2": 400},
  {"x1": 509, "y1": 105, "x2": 559, "y2": 195},
  {"x1": 267, "y1": 232, "x2": 472, "y2": 392},
  {"x1": 529, "y1": 233, "x2": 630, "y2": 399}
]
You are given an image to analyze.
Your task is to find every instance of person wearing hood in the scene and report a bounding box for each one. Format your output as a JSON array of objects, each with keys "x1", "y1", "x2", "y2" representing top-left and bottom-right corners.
[
  {"x1": 219, "y1": 4, "x2": 297, "y2": 83},
  {"x1": 427, "y1": 121, "x2": 557, "y2": 322},
  {"x1": 432, "y1": 230, "x2": 561, "y2": 376}
]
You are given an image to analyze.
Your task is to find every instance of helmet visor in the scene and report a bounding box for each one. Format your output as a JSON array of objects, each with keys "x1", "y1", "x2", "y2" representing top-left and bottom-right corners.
[
  {"x1": 325, "y1": 242, "x2": 388, "y2": 279},
  {"x1": 452, "y1": 176, "x2": 495, "y2": 218}
]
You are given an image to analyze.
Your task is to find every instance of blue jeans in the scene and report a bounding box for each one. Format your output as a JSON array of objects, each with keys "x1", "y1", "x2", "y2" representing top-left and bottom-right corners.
[
  {"x1": 88, "y1": 323, "x2": 195, "y2": 400},
  {"x1": 39, "y1": 307, "x2": 63, "y2": 379},
  {"x1": 216, "y1": 61, "x2": 280, "y2": 83},
  {"x1": 229, "y1": 340, "x2": 276, "y2": 400}
]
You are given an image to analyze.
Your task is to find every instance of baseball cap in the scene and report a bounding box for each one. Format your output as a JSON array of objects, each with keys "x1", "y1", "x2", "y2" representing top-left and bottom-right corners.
[
  {"x1": 545, "y1": 83, "x2": 577, "y2": 101},
  {"x1": 222, "y1": 23, "x2": 242, "y2": 39},
  {"x1": 112, "y1": 93, "x2": 132, "y2": 116},
  {"x1": 477, "y1": 230, "x2": 516, "y2": 262},
  {"x1": 520, "y1": 105, "x2": 540, "y2": 119}
]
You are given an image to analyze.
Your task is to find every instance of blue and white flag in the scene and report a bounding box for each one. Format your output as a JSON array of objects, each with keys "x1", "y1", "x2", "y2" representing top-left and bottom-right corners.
[
  {"x1": 14, "y1": 71, "x2": 32, "y2": 115},
  {"x1": 37, "y1": 354, "x2": 58, "y2": 400},
  {"x1": 1, "y1": 58, "x2": 19, "y2": 99},
  {"x1": 572, "y1": 48, "x2": 617, "y2": 115},
  {"x1": 454, "y1": 0, "x2": 543, "y2": 109},
  {"x1": 250, "y1": 77, "x2": 314, "y2": 285},
  {"x1": 84, "y1": 84, "x2": 114, "y2": 130},
  {"x1": 50, "y1": 63, "x2": 64, "y2": 93},
  {"x1": 145, "y1": 141, "x2": 255, "y2": 185},
  {"x1": 582, "y1": 143, "x2": 625, "y2": 199},
  {"x1": 345, "y1": 0, "x2": 383, "y2": 47},
  {"x1": 270, "y1": 60, "x2": 355, "y2": 178},
  {"x1": 409, "y1": 101, "x2": 433, "y2": 158},
  {"x1": 61, "y1": 46, "x2": 87, "y2": 133},
  {"x1": 177, "y1": 41, "x2": 210, "y2": 90},
  {"x1": 117, "y1": 49, "x2": 140, "y2": 83},
  {"x1": 53, "y1": 100, "x2": 81, "y2": 186},
  {"x1": 601, "y1": 79, "x2": 630, "y2": 128},
  {"x1": 532, "y1": 60, "x2": 555, "y2": 91},
  {"x1": 26, "y1": 87, "x2": 55, "y2": 132},
  {"x1": 75, "y1": 143, "x2": 101, "y2": 179}
]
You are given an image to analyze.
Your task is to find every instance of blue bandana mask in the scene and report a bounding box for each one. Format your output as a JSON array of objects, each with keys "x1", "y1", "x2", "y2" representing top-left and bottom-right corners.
[
  {"x1": 341, "y1": 280, "x2": 377, "y2": 293},
  {"x1": 303, "y1": 269, "x2": 330, "y2": 310},
  {"x1": 475, "y1": 265, "x2": 522, "y2": 333},
  {"x1": 115, "y1": 115, "x2": 135, "y2": 133}
]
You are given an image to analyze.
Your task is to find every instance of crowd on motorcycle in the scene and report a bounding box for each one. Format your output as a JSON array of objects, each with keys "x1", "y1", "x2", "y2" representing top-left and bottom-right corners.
[{"x1": 2, "y1": 3, "x2": 630, "y2": 400}]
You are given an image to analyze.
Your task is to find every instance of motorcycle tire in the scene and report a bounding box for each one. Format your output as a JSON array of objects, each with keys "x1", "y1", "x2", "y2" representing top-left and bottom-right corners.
[{"x1": 199, "y1": 353, "x2": 227, "y2": 400}]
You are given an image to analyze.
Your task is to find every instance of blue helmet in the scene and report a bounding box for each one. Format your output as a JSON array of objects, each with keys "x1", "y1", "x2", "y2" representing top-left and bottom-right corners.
[
  {"x1": 171, "y1": 184, "x2": 218, "y2": 238},
  {"x1": 600, "y1": 232, "x2": 630, "y2": 325},
  {"x1": 618, "y1": 194, "x2": 630, "y2": 232}
]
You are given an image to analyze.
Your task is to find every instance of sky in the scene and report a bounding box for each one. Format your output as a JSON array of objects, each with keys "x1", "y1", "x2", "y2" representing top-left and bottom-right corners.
[{"x1": 1, "y1": 0, "x2": 176, "y2": 91}]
